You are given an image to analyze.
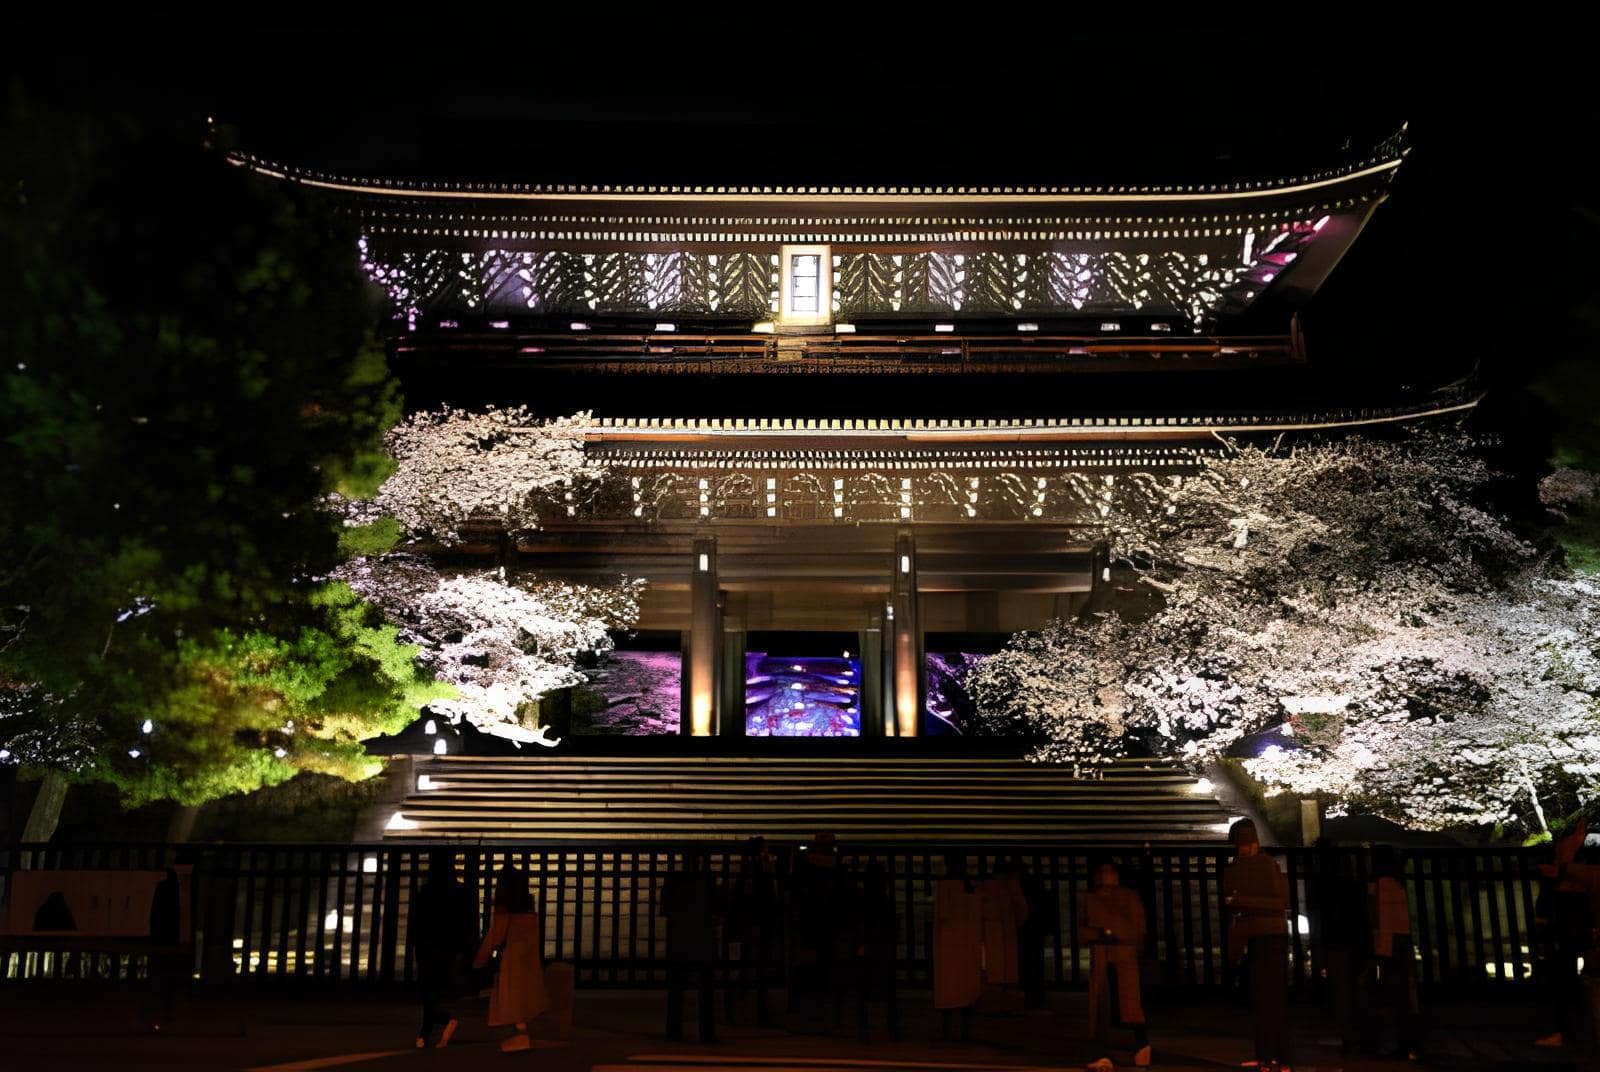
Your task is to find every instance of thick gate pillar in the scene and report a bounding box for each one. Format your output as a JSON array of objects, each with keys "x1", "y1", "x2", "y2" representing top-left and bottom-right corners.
[
  {"x1": 860, "y1": 614, "x2": 885, "y2": 737},
  {"x1": 687, "y1": 537, "x2": 719, "y2": 737},
  {"x1": 719, "y1": 612, "x2": 746, "y2": 737},
  {"x1": 889, "y1": 531, "x2": 921, "y2": 737}
]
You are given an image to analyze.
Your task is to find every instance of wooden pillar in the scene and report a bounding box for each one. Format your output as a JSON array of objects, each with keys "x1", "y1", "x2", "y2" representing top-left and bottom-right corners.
[
  {"x1": 860, "y1": 616, "x2": 885, "y2": 737},
  {"x1": 889, "y1": 531, "x2": 921, "y2": 737},
  {"x1": 719, "y1": 611, "x2": 746, "y2": 738},
  {"x1": 687, "y1": 537, "x2": 718, "y2": 737}
]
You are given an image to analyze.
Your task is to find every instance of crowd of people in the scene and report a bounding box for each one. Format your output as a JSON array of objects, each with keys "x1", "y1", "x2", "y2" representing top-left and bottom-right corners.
[{"x1": 400, "y1": 824, "x2": 1600, "y2": 1068}]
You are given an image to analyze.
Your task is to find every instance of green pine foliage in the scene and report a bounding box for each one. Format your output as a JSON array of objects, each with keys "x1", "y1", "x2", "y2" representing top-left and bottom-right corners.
[
  {"x1": 101, "y1": 584, "x2": 449, "y2": 807},
  {"x1": 1555, "y1": 505, "x2": 1600, "y2": 576},
  {"x1": 0, "y1": 83, "x2": 437, "y2": 808},
  {"x1": 336, "y1": 516, "x2": 404, "y2": 558}
]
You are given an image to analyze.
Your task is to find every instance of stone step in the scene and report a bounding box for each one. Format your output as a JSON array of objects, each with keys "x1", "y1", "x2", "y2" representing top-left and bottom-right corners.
[{"x1": 387, "y1": 754, "x2": 1232, "y2": 843}]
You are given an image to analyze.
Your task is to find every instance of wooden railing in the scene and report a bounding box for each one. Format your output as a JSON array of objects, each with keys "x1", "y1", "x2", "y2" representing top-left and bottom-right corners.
[
  {"x1": 0, "y1": 842, "x2": 1548, "y2": 995},
  {"x1": 398, "y1": 331, "x2": 1299, "y2": 374}
]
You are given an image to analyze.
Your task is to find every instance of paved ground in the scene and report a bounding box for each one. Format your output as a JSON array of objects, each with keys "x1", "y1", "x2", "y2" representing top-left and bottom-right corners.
[{"x1": 0, "y1": 986, "x2": 1583, "y2": 1071}]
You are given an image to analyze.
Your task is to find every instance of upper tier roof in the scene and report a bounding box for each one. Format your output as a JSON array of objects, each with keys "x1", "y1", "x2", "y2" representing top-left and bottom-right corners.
[
  {"x1": 228, "y1": 126, "x2": 1405, "y2": 205},
  {"x1": 230, "y1": 130, "x2": 1406, "y2": 333}
]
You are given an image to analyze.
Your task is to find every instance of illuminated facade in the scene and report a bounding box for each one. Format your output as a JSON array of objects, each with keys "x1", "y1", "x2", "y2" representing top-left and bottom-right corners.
[{"x1": 235, "y1": 129, "x2": 1457, "y2": 745}]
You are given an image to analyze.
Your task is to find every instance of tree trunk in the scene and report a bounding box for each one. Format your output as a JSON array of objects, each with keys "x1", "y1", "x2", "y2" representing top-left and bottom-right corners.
[
  {"x1": 165, "y1": 803, "x2": 200, "y2": 843},
  {"x1": 20, "y1": 770, "x2": 68, "y2": 843},
  {"x1": 1523, "y1": 775, "x2": 1550, "y2": 835}
]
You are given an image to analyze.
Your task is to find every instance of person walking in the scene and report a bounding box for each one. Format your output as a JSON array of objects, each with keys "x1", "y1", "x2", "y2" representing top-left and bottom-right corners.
[
  {"x1": 661, "y1": 852, "x2": 719, "y2": 1043},
  {"x1": 1364, "y1": 845, "x2": 1420, "y2": 1061},
  {"x1": 789, "y1": 833, "x2": 849, "y2": 1031},
  {"x1": 409, "y1": 849, "x2": 475, "y2": 1049},
  {"x1": 1536, "y1": 819, "x2": 1600, "y2": 1053},
  {"x1": 1223, "y1": 819, "x2": 1290, "y2": 1070},
  {"x1": 1011, "y1": 855, "x2": 1055, "y2": 1012},
  {"x1": 146, "y1": 866, "x2": 184, "y2": 1031},
  {"x1": 473, "y1": 866, "x2": 548, "y2": 1052},
  {"x1": 724, "y1": 836, "x2": 779, "y2": 1026},
  {"x1": 1309, "y1": 839, "x2": 1366, "y2": 1055},
  {"x1": 983, "y1": 857, "x2": 1030, "y2": 990},
  {"x1": 934, "y1": 852, "x2": 984, "y2": 1041},
  {"x1": 1079, "y1": 860, "x2": 1151, "y2": 1068},
  {"x1": 854, "y1": 861, "x2": 902, "y2": 1043}
]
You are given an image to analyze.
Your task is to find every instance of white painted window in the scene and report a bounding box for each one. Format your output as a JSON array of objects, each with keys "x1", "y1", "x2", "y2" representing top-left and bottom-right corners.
[{"x1": 779, "y1": 244, "x2": 831, "y2": 325}]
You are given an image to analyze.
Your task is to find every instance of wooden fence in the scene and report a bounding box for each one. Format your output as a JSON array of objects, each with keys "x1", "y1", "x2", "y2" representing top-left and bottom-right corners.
[{"x1": 0, "y1": 842, "x2": 1548, "y2": 995}]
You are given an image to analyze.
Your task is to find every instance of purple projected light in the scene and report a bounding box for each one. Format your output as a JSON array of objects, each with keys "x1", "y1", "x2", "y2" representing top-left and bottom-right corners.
[
  {"x1": 587, "y1": 650, "x2": 681, "y2": 734},
  {"x1": 925, "y1": 652, "x2": 988, "y2": 735},
  {"x1": 746, "y1": 653, "x2": 860, "y2": 737}
]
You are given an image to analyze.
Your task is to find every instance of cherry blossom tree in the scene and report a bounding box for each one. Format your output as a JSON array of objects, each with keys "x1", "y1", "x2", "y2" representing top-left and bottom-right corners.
[
  {"x1": 332, "y1": 406, "x2": 644, "y2": 745},
  {"x1": 968, "y1": 427, "x2": 1600, "y2": 836},
  {"x1": 375, "y1": 407, "x2": 600, "y2": 544},
  {"x1": 333, "y1": 554, "x2": 643, "y2": 742}
]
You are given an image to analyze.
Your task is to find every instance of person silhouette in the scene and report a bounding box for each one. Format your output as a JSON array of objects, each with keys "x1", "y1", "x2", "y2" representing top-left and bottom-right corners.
[
  {"x1": 1223, "y1": 819, "x2": 1290, "y2": 1070},
  {"x1": 1079, "y1": 860, "x2": 1150, "y2": 1067},
  {"x1": 409, "y1": 849, "x2": 475, "y2": 1048},
  {"x1": 661, "y1": 852, "x2": 719, "y2": 1043},
  {"x1": 473, "y1": 866, "x2": 548, "y2": 1052}
]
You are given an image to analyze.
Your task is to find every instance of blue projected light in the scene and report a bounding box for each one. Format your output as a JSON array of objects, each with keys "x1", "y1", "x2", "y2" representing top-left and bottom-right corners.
[{"x1": 745, "y1": 653, "x2": 861, "y2": 737}]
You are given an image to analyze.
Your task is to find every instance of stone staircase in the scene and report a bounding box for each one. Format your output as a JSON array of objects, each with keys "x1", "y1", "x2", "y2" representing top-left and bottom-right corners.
[{"x1": 386, "y1": 755, "x2": 1232, "y2": 843}]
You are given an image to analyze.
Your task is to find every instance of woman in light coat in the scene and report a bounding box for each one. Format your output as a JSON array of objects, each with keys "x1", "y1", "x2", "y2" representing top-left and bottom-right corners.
[
  {"x1": 934, "y1": 852, "x2": 984, "y2": 1041},
  {"x1": 474, "y1": 866, "x2": 548, "y2": 1052},
  {"x1": 983, "y1": 860, "x2": 1030, "y2": 985}
]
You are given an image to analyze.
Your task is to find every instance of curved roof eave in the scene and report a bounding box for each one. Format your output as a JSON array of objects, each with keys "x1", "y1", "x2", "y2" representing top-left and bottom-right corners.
[{"x1": 224, "y1": 128, "x2": 1407, "y2": 210}]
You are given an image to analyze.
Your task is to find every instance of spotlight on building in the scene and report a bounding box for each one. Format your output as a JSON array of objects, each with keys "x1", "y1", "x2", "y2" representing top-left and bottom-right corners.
[
  {"x1": 569, "y1": 322, "x2": 590, "y2": 331},
  {"x1": 752, "y1": 321, "x2": 776, "y2": 334},
  {"x1": 834, "y1": 323, "x2": 857, "y2": 334},
  {"x1": 1016, "y1": 322, "x2": 1039, "y2": 332},
  {"x1": 654, "y1": 322, "x2": 677, "y2": 333},
  {"x1": 433, "y1": 737, "x2": 448, "y2": 756},
  {"x1": 934, "y1": 323, "x2": 955, "y2": 333},
  {"x1": 1191, "y1": 778, "x2": 1215, "y2": 795},
  {"x1": 1099, "y1": 321, "x2": 1121, "y2": 332},
  {"x1": 385, "y1": 811, "x2": 418, "y2": 832}
]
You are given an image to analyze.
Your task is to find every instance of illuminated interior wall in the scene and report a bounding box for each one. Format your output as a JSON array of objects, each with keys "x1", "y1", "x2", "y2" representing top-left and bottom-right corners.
[
  {"x1": 924, "y1": 634, "x2": 1010, "y2": 736},
  {"x1": 924, "y1": 653, "x2": 985, "y2": 736},
  {"x1": 575, "y1": 633, "x2": 681, "y2": 735},
  {"x1": 745, "y1": 636, "x2": 861, "y2": 737}
]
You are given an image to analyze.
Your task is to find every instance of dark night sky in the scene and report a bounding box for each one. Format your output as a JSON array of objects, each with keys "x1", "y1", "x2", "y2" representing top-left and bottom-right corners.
[{"x1": 13, "y1": 18, "x2": 1593, "y2": 432}]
